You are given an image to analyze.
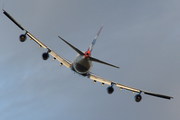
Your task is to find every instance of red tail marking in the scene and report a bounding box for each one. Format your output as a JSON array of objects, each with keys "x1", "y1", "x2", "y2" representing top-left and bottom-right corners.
[{"x1": 85, "y1": 50, "x2": 91, "y2": 58}]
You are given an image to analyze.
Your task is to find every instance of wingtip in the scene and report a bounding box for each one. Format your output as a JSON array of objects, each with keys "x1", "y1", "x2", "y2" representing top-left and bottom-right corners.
[
  {"x1": 114, "y1": 66, "x2": 120, "y2": 69},
  {"x1": 144, "y1": 91, "x2": 173, "y2": 100},
  {"x1": 58, "y1": 36, "x2": 61, "y2": 39}
]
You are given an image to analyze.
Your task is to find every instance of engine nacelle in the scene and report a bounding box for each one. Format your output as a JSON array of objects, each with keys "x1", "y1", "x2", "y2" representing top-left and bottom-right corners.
[
  {"x1": 19, "y1": 34, "x2": 27, "y2": 42},
  {"x1": 107, "y1": 86, "x2": 114, "y2": 94},
  {"x1": 42, "y1": 52, "x2": 49, "y2": 60},
  {"x1": 134, "y1": 94, "x2": 142, "y2": 102}
]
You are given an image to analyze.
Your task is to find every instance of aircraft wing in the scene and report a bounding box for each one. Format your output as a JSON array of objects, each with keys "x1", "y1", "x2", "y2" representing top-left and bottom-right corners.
[
  {"x1": 87, "y1": 72, "x2": 173, "y2": 100},
  {"x1": 3, "y1": 9, "x2": 72, "y2": 68}
]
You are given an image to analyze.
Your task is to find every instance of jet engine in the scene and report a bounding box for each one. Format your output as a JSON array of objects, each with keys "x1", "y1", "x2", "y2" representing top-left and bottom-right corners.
[
  {"x1": 134, "y1": 94, "x2": 142, "y2": 102},
  {"x1": 42, "y1": 52, "x2": 49, "y2": 60},
  {"x1": 19, "y1": 34, "x2": 27, "y2": 42},
  {"x1": 107, "y1": 86, "x2": 114, "y2": 94}
]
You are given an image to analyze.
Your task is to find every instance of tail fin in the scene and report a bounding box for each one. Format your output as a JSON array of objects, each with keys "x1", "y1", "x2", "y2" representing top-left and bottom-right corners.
[
  {"x1": 58, "y1": 25, "x2": 119, "y2": 69},
  {"x1": 88, "y1": 25, "x2": 103, "y2": 52}
]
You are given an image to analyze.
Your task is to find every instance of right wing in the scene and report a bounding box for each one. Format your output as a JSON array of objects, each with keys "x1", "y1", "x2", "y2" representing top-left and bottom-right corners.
[
  {"x1": 87, "y1": 72, "x2": 173, "y2": 100},
  {"x1": 3, "y1": 9, "x2": 71, "y2": 68}
]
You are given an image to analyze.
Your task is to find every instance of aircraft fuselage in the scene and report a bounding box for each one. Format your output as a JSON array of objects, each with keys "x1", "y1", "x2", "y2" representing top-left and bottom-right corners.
[{"x1": 72, "y1": 54, "x2": 92, "y2": 76}]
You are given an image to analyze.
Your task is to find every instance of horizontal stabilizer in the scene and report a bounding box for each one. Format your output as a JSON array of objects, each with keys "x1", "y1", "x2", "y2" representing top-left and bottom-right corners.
[
  {"x1": 89, "y1": 56, "x2": 119, "y2": 69},
  {"x1": 58, "y1": 36, "x2": 84, "y2": 55}
]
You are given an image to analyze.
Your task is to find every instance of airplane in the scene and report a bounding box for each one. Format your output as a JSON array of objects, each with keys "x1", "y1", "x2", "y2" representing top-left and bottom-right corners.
[{"x1": 3, "y1": 9, "x2": 173, "y2": 102}]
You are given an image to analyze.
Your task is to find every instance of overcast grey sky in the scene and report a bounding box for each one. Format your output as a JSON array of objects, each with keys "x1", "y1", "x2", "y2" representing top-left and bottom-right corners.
[{"x1": 0, "y1": 0, "x2": 179, "y2": 120}]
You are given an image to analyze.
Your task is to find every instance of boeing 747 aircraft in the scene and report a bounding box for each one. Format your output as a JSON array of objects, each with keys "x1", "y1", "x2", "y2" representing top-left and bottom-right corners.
[{"x1": 3, "y1": 9, "x2": 173, "y2": 102}]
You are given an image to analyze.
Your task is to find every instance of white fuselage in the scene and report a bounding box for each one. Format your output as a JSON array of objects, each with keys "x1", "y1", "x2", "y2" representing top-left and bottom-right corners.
[{"x1": 72, "y1": 54, "x2": 92, "y2": 75}]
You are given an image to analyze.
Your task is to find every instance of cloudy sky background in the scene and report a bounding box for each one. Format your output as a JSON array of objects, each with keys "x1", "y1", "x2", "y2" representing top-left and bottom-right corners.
[{"x1": 0, "y1": 0, "x2": 179, "y2": 120}]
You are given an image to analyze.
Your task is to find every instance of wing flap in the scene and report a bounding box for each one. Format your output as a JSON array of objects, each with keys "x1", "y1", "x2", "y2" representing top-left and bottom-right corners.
[
  {"x1": 87, "y1": 73, "x2": 112, "y2": 85},
  {"x1": 49, "y1": 50, "x2": 71, "y2": 68},
  {"x1": 88, "y1": 72, "x2": 140, "y2": 92},
  {"x1": 116, "y1": 83, "x2": 140, "y2": 93},
  {"x1": 26, "y1": 32, "x2": 47, "y2": 49},
  {"x1": 27, "y1": 32, "x2": 72, "y2": 68},
  {"x1": 27, "y1": 33, "x2": 72, "y2": 68},
  {"x1": 87, "y1": 72, "x2": 172, "y2": 99}
]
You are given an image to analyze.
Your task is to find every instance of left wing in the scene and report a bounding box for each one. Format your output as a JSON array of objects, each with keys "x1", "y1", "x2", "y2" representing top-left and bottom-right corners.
[
  {"x1": 87, "y1": 72, "x2": 173, "y2": 101},
  {"x1": 3, "y1": 9, "x2": 71, "y2": 68}
]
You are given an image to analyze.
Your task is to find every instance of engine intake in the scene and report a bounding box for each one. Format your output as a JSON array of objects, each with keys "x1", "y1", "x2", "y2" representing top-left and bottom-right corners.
[
  {"x1": 134, "y1": 94, "x2": 142, "y2": 102},
  {"x1": 107, "y1": 86, "x2": 114, "y2": 94},
  {"x1": 42, "y1": 52, "x2": 49, "y2": 60},
  {"x1": 19, "y1": 34, "x2": 27, "y2": 42}
]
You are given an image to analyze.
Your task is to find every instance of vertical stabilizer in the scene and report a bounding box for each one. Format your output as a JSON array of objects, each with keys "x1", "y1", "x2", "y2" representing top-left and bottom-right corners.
[{"x1": 88, "y1": 25, "x2": 103, "y2": 52}]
